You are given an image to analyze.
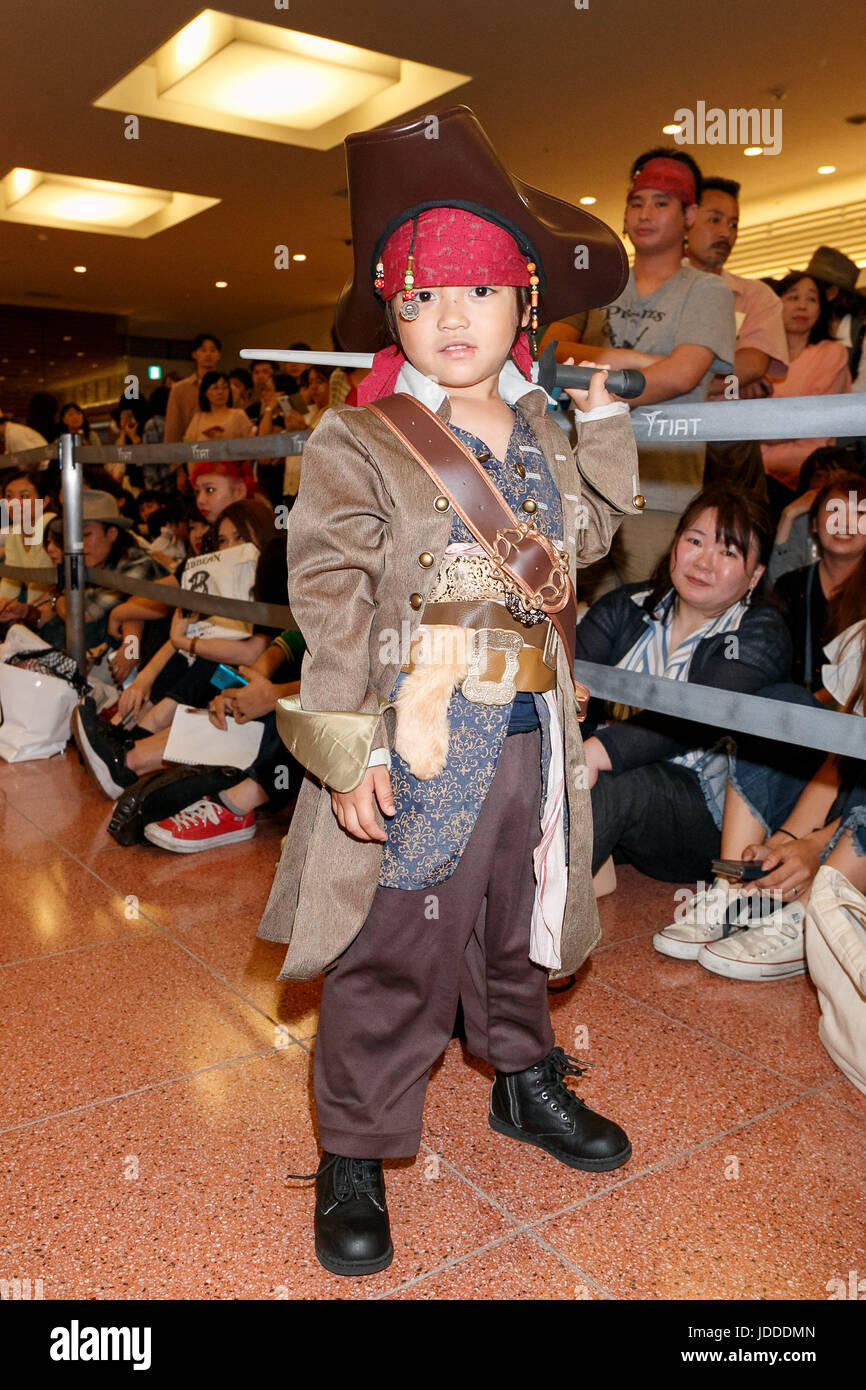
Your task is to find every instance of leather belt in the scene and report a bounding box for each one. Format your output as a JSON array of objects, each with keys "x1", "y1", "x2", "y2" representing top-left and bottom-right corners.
[
  {"x1": 400, "y1": 622, "x2": 557, "y2": 700},
  {"x1": 421, "y1": 600, "x2": 558, "y2": 667}
]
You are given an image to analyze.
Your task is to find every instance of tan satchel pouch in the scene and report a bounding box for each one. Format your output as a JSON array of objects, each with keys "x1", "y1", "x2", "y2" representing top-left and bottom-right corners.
[{"x1": 275, "y1": 695, "x2": 391, "y2": 794}]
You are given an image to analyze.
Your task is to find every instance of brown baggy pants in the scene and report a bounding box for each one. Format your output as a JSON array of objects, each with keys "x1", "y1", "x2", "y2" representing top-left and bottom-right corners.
[{"x1": 313, "y1": 728, "x2": 556, "y2": 1158}]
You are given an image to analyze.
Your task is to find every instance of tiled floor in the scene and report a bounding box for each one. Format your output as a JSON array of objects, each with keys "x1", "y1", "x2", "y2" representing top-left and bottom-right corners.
[{"x1": 2, "y1": 748, "x2": 864, "y2": 1301}]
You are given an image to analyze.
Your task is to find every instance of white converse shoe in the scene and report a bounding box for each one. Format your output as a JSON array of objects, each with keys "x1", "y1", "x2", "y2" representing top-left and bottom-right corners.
[
  {"x1": 653, "y1": 879, "x2": 754, "y2": 960},
  {"x1": 696, "y1": 901, "x2": 806, "y2": 981}
]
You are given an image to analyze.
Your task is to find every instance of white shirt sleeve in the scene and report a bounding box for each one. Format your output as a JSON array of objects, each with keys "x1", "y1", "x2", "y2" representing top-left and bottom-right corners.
[
  {"x1": 571, "y1": 402, "x2": 631, "y2": 423},
  {"x1": 367, "y1": 746, "x2": 392, "y2": 770}
]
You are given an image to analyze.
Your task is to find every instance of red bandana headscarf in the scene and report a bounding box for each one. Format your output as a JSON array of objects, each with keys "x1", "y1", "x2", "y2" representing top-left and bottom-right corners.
[
  {"x1": 356, "y1": 207, "x2": 536, "y2": 404},
  {"x1": 628, "y1": 156, "x2": 696, "y2": 207}
]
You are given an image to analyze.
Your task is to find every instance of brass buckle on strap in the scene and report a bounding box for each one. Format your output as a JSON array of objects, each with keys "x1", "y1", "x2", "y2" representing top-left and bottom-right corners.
[
  {"x1": 489, "y1": 518, "x2": 571, "y2": 611},
  {"x1": 460, "y1": 628, "x2": 523, "y2": 705},
  {"x1": 542, "y1": 619, "x2": 559, "y2": 672}
]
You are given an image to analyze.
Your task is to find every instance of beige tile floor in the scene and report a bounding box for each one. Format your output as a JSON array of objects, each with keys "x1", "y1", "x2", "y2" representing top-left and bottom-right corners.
[{"x1": 1, "y1": 748, "x2": 864, "y2": 1300}]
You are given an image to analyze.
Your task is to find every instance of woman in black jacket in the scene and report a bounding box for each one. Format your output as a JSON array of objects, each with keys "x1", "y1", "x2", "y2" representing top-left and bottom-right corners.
[{"x1": 577, "y1": 486, "x2": 791, "y2": 882}]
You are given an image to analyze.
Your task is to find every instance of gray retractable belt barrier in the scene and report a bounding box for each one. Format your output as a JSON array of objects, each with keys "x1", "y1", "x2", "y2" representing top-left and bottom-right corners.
[
  {"x1": 630, "y1": 392, "x2": 866, "y2": 444},
  {"x1": 573, "y1": 660, "x2": 864, "y2": 760}
]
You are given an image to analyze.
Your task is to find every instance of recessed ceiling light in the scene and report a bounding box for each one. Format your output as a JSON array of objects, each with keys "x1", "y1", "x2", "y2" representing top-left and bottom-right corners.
[
  {"x1": 28, "y1": 347, "x2": 36, "y2": 353},
  {"x1": 662, "y1": 123, "x2": 682, "y2": 135},
  {"x1": 94, "y1": 10, "x2": 469, "y2": 151},
  {"x1": 817, "y1": 164, "x2": 836, "y2": 174},
  {"x1": 62, "y1": 335, "x2": 71, "y2": 341},
  {"x1": 73, "y1": 265, "x2": 87, "y2": 272},
  {"x1": 579, "y1": 196, "x2": 597, "y2": 206},
  {"x1": 215, "y1": 279, "x2": 228, "y2": 288},
  {"x1": 0, "y1": 168, "x2": 218, "y2": 238},
  {"x1": 744, "y1": 147, "x2": 763, "y2": 157},
  {"x1": 292, "y1": 253, "x2": 306, "y2": 261},
  {"x1": 76, "y1": 351, "x2": 83, "y2": 356}
]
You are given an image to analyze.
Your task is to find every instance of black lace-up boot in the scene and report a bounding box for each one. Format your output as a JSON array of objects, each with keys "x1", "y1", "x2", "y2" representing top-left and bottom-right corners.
[
  {"x1": 313, "y1": 1152, "x2": 393, "y2": 1276},
  {"x1": 489, "y1": 1046, "x2": 632, "y2": 1171}
]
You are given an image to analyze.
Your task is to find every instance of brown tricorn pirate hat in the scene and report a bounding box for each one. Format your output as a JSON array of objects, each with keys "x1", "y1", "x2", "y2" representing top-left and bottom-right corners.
[{"x1": 334, "y1": 105, "x2": 628, "y2": 351}]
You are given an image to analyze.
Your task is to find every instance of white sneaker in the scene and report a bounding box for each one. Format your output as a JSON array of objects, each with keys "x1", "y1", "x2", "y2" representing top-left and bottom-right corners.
[
  {"x1": 697, "y1": 902, "x2": 806, "y2": 981},
  {"x1": 653, "y1": 879, "x2": 753, "y2": 960}
]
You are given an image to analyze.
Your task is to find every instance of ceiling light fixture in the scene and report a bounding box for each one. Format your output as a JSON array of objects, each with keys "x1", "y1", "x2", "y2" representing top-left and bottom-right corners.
[
  {"x1": 0, "y1": 168, "x2": 218, "y2": 238},
  {"x1": 817, "y1": 165, "x2": 836, "y2": 174},
  {"x1": 94, "y1": 10, "x2": 469, "y2": 150},
  {"x1": 215, "y1": 280, "x2": 228, "y2": 288},
  {"x1": 744, "y1": 147, "x2": 763, "y2": 157},
  {"x1": 292, "y1": 253, "x2": 306, "y2": 261},
  {"x1": 662, "y1": 123, "x2": 682, "y2": 134},
  {"x1": 579, "y1": 196, "x2": 597, "y2": 205}
]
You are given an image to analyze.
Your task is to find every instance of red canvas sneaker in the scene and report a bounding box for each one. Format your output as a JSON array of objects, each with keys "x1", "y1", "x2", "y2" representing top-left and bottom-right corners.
[{"x1": 144, "y1": 796, "x2": 256, "y2": 853}]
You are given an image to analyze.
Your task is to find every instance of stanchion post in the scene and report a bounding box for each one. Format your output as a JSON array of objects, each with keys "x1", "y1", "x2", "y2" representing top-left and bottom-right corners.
[{"x1": 59, "y1": 431, "x2": 87, "y2": 675}]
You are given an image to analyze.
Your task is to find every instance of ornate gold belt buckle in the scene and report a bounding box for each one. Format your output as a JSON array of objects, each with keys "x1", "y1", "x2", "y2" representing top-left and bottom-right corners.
[{"x1": 461, "y1": 628, "x2": 523, "y2": 705}]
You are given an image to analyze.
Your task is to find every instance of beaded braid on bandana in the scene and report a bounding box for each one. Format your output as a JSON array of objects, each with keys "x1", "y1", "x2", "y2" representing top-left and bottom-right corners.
[{"x1": 359, "y1": 206, "x2": 540, "y2": 405}]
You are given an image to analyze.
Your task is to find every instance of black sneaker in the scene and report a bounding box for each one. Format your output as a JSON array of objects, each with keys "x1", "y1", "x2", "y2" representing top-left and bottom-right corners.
[{"x1": 73, "y1": 698, "x2": 138, "y2": 799}]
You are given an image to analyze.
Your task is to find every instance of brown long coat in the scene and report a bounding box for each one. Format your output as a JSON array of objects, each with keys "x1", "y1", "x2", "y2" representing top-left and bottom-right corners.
[{"x1": 257, "y1": 388, "x2": 641, "y2": 979}]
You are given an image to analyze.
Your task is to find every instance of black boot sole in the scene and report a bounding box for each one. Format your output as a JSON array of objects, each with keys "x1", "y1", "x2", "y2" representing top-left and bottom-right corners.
[
  {"x1": 547, "y1": 974, "x2": 577, "y2": 994},
  {"x1": 488, "y1": 1113, "x2": 632, "y2": 1172},
  {"x1": 314, "y1": 1241, "x2": 394, "y2": 1277}
]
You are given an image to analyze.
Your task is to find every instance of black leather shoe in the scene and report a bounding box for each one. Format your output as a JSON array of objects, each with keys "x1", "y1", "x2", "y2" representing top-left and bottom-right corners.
[
  {"x1": 314, "y1": 1152, "x2": 393, "y2": 1276},
  {"x1": 489, "y1": 1046, "x2": 631, "y2": 1172}
]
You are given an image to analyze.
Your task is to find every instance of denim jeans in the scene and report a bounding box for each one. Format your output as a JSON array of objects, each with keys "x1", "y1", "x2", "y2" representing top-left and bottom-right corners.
[{"x1": 729, "y1": 682, "x2": 866, "y2": 859}]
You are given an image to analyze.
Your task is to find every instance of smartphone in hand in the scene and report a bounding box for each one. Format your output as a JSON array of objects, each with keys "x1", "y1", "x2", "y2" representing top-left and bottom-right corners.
[
  {"x1": 712, "y1": 858, "x2": 771, "y2": 882},
  {"x1": 210, "y1": 663, "x2": 249, "y2": 691}
]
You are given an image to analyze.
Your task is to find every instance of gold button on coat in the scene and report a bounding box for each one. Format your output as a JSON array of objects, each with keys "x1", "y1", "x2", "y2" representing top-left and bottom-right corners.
[
  {"x1": 515, "y1": 462, "x2": 526, "y2": 478},
  {"x1": 409, "y1": 593, "x2": 423, "y2": 610},
  {"x1": 521, "y1": 498, "x2": 538, "y2": 514},
  {"x1": 633, "y1": 494, "x2": 646, "y2": 510},
  {"x1": 418, "y1": 552, "x2": 435, "y2": 567},
  {"x1": 434, "y1": 495, "x2": 450, "y2": 511}
]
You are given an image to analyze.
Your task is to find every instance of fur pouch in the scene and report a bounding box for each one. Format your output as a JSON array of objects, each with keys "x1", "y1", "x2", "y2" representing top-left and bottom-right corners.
[{"x1": 394, "y1": 626, "x2": 470, "y2": 780}]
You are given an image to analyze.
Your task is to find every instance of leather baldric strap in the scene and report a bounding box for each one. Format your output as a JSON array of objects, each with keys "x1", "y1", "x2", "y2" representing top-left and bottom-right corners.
[{"x1": 365, "y1": 393, "x2": 588, "y2": 715}]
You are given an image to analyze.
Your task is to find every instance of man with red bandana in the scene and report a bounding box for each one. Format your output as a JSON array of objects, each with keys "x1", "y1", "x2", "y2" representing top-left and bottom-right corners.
[
  {"x1": 257, "y1": 107, "x2": 643, "y2": 1277},
  {"x1": 542, "y1": 147, "x2": 736, "y2": 593}
]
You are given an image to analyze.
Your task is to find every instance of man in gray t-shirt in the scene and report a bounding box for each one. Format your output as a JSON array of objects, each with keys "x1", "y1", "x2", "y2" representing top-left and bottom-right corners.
[
  {"x1": 541, "y1": 148, "x2": 735, "y2": 588},
  {"x1": 598, "y1": 264, "x2": 734, "y2": 511}
]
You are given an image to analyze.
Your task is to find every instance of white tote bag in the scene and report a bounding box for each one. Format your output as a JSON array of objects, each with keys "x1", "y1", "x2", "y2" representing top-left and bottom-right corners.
[
  {"x1": 806, "y1": 865, "x2": 866, "y2": 1096},
  {"x1": 0, "y1": 661, "x2": 78, "y2": 762}
]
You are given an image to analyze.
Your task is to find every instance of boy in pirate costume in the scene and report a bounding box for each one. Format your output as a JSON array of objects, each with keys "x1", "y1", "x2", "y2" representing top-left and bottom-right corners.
[{"x1": 258, "y1": 106, "x2": 644, "y2": 1276}]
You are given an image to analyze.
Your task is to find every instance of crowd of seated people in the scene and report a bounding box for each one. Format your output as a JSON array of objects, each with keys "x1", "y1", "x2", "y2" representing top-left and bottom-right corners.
[{"x1": 0, "y1": 185, "x2": 864, "y2": 1004}]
